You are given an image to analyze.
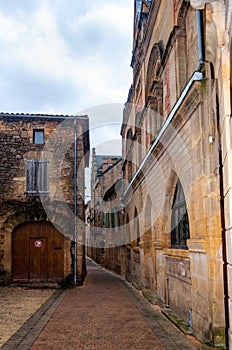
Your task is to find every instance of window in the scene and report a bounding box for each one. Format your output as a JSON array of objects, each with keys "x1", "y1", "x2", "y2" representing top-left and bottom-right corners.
[
  {"x1": 105, "y1": 213, "x2": 110, "y2": 228},
  {"x1": 33, "y1": 129, "x2": 44, "y2": 144},
  {"x1": 171, "y1": 180, "x2": 190, "y2": 249},
  {"x1": 111, "y1": 210, "x2": 115, "y2": 228},
  {"x1": 136, "y1": 215, "x2": 140, "y2": 246},
  {"x1": 134, "y1": 208, "x2": 140, "y2": 246},
  {"x1": 26, "y1": 159, "x2": 49, "y2": 195}
]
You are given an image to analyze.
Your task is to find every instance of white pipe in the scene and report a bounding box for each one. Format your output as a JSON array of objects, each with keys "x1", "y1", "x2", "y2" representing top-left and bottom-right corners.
[
  {"x1": 123, "y1": 71, "x2": 203, "y2": 199},
  {"x1": 73, "y1": 117, "x2": 77, "y2": 286}
]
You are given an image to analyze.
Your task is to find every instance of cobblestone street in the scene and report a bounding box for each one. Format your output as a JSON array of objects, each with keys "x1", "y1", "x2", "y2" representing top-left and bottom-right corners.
[{"x1": 1, "y1": 258, "x2": 202, "y2": 350}]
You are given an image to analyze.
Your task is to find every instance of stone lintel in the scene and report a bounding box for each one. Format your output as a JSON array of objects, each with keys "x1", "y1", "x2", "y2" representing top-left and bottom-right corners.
[
  {"x1": 164, "y1": 248, "x2": 189, "y2": 260},
  {"x1": 188, "y1": 239, "x2": 206, "y2": 253},
  {"x1": 190, "y1": 0, "x2": 215, "y2": 10}
]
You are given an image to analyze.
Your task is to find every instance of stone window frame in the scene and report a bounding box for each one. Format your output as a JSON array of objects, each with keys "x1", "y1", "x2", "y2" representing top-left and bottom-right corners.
[
  {"x1": 33, "y1": 129, "x2": 44, "y2": 145},
  {"x1": 145, "y1": 43, "x2": 163, "y2": 103}
]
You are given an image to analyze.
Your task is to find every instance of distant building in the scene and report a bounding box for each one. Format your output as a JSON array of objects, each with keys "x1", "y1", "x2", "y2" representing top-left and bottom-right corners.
[
  {"x1": 89, "y1": 148, "x2": 122, "y2": 267},
  {"x1": 0, "y1": 113, "x2": 89, "y2": 285}
]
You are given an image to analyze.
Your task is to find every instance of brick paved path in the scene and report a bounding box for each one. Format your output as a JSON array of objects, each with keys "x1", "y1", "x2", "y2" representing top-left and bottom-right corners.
[{"x1": 3, "y1": 258, "x2": 200, "y2": 350}]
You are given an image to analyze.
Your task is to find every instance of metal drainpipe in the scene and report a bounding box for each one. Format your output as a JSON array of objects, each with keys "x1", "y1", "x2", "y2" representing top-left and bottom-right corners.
[
  {"x1": 216, "y1": 96, "x2": 229, "y2": 349},
  {"x1": 73, "y1": 117, "x2": 77, "y2": 287},
  {"x1": 196, "y1": 9, "x2": 204, "y2": 71},
  {"x1": 121, "y1": 160, "x2": 125, "y2": 215}
]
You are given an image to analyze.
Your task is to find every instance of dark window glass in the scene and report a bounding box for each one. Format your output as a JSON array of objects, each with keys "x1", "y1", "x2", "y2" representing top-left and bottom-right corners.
[
  {"x1": 136, "y1": 216, "x2": 140, "y2": 246},
  {"x1": 111, "y1": 210, "x2": 115, "y2": 228},
  {"x1": 105, "y1": 213, "x2": 110, "y2": 228},
  {"x1": 171, "y1": 180, "x2": 190, "y2": 249},
  {"x1": 33, "y1": 129, "x2": 44, "y2": 144}
]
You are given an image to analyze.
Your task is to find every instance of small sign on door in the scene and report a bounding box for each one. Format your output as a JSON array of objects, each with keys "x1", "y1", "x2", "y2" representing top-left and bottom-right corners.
[{"x1": 34, "y1": 240, "x2": 42, "y2": 248}]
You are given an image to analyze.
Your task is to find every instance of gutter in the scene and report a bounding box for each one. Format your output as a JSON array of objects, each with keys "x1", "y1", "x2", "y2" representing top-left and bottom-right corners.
[{"x1": 0, "y1": 112, "x2": 88, "y2": 120}]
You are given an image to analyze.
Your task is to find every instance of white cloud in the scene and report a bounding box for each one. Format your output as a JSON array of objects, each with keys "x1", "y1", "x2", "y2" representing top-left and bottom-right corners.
[
  {"x1": 0, "y1": 1, "x2": 133, "y2": 115},
  {"x1": 0, "y1": 15, "x2": 26, "y2": 43}
]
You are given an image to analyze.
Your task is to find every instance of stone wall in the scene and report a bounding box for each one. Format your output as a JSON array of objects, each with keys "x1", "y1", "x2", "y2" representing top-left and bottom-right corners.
[
  {"x1": 119, "y1": 0, "x2": 228, "y2": 347},
  {"x1": 0, "y1": 114, "x2": 89, "y2": 284}
]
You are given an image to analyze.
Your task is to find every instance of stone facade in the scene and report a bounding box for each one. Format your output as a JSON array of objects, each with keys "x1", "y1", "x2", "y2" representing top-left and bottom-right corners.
[
  {"x1": 116, "y1": 0, "x2": 232, "y2": 348},
  {"x1": 0, "y1": 113, "x2": 89, "y2": 285},
  {"x1": 81, "y1": 0, "x2": 232, "y2": 346}
]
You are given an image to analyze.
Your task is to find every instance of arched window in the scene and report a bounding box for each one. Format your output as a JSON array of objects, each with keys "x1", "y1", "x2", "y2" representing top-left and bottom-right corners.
[
  {"x1": 126, "y1": 128, "x2": 133, "y2": 182},
  {"x1": 171, "y1": 180, "x2": 190, "y2": 249},
  {"x1": 134, "y1": 208, "x2": 140, "y2": 246},
  {"x1": 126, "y1": 214, "x2": 131, "y2": 244}
]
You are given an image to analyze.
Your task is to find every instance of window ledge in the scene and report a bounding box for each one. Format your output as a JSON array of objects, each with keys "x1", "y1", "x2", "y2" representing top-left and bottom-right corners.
[
  {"x1": 164, "y1": 248, "x2": 189, "y2": 259},
  {"x1": 25, "y1": 192, "x2": 50, "y2": 197}
]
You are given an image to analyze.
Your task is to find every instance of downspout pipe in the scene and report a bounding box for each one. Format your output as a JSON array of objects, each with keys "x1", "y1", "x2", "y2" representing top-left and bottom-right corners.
[
  {"x1": 196, "y1": 9, "x2": 205, "y2": 71},
  {"x1": 73, "y1": 117, "x2": 77, "y2": 286},
  {"x1": 216, "y1": 97, "x2": 229, "y2": 348},
  {"x1": 120, "y1": 160, "x2": 125, "y2": 215}
]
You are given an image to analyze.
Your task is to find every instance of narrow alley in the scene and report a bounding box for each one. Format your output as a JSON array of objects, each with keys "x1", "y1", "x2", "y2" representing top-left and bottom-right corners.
[{"x1": 2, "y1": 258, "x2": 200, "y2": 350}]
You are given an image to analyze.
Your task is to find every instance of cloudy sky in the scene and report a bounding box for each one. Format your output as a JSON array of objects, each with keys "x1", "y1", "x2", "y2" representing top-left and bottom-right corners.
[{"x1": 0, "y1": 0, "x2": 134, "y2": 117}]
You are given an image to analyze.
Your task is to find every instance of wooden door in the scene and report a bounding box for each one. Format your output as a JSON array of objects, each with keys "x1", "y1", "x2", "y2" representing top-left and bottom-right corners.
[
  {"x1": 12, "y1": 223, "x2": 29, "y2": 282},
  {"x1": 29, "y1": 237, "x2": 48, "y2": 281},
  {"x1": 12, "y1": 221, "x2": 64, "y2": 282}
]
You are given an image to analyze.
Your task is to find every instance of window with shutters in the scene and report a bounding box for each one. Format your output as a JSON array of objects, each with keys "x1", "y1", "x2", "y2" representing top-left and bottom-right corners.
[{"x1": 26, "y1": 159, "x2": 50, "y2": 195}]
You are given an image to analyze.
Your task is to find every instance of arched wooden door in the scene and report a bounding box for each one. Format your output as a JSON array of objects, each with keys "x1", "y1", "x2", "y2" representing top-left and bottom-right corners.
[{"x1": 12, "y1": 221, "x2": 64, "y2": 282}]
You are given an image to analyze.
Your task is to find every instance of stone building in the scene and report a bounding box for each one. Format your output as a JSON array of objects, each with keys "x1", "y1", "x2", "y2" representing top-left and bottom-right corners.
[
  {"x1": 0, "y1": 113, "x2": 89, "y2": 285},
  {"x1": 119, "y1": 0, "x2": 232, "y2": 348},
  {"x1": 89, "y1": 148, "x2": 123, "y2": 268}
]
